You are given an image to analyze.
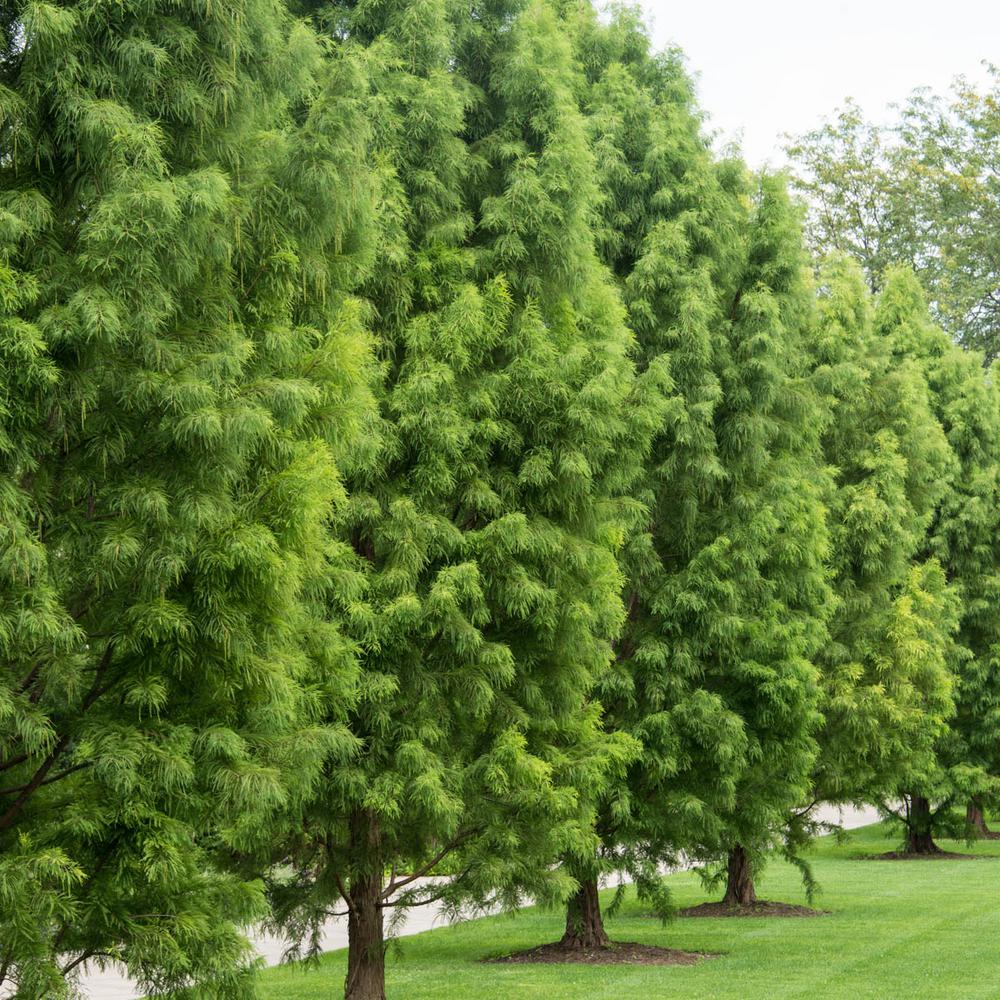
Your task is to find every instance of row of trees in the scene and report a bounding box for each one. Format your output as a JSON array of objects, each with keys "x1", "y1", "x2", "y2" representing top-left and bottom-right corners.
[{"x1": 1, "y1": 1, "x2": 998, "y2": 999}]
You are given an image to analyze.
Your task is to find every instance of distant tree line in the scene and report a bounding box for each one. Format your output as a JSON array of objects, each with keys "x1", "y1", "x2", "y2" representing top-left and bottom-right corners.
[{"x1": 787, "y1": 71, "x2": 1000, "y2": 360}]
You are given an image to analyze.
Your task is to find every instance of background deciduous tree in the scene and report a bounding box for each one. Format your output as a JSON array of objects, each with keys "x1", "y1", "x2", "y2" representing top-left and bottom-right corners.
[{"x1": 788, "y1": 70, "x2": 1000, "y2": 361}]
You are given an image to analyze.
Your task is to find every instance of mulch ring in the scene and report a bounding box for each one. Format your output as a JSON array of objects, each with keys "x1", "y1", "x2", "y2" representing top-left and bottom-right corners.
[
  {"x1": 486, "y1": 941, "x2": 719, "y2": 966},
  {"x1": 680, "y1": 900, "x2": 827, "y2": 918},
  {"x1": 858, "y1": 850, "x2": 988, "y2": 860}
]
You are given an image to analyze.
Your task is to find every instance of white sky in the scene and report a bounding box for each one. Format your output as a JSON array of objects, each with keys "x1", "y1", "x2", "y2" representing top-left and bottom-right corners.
[{"x1": 640, "y1": 0, "x2": 1000, "y2": 166}]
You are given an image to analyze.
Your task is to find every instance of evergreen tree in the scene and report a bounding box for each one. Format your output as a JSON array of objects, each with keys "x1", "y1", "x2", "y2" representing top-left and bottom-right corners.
[
  {"x1": 562, "y1": 7, "x2": 832, "y2": 918},
  {"x1": 874, "y1": 268, "x2": 1000, "y2": 851},
  {"x1": 805, "y1": 257, "x2": 958, "y2": 829},
  {"x1": 694, "y1": 176, "x2": 833, "y2": 905},
  {"x1": 546, "y1": 7, "x2": 752, "y2": 946},
  {"x1": 263, "y1": 1, "x2": 647, "y2": 996},
  {"x1": 0, "y1": 1, "x2": 373, "y2": 995}
]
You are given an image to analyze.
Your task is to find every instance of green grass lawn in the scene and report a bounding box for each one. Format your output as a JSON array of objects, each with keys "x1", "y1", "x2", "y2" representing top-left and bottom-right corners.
[{"x1": 259, "y1": 822, "x2": 1000, "y2": 1000}]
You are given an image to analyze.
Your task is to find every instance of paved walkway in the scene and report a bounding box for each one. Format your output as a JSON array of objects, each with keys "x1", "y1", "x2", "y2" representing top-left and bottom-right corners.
[{"x1": 77, "y1": 803, "x2": 882, "y2": 999}]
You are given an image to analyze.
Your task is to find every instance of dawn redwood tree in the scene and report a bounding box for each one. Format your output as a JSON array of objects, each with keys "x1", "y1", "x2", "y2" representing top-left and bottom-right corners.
[
  {"x1": 928, "y1": 346, "x2": 1000, "y2": 841},
  {"x1": 264, "y1": 1, "x2": 647, "y2": 996},
  {"x1": 696, "y1": 176, "x2": 834, "y2": 906},
  {"x1": 541, "y1": 7, "x2": 753, "y2": 946},
  {"x1": 0, "y1": 2, "x2": 374, "y2": 995},
  {"x1": 875, "y1": 268, "x2": 1000, "y2": 850},
  {"x1": 804, "y1": 257, "x2": 958, "y2": 826},
  {"x1": 572, "y1": 10, "x2": 831, "y2": 913}
]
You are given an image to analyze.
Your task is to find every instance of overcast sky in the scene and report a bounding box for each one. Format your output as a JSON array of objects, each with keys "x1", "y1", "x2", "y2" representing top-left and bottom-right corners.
[{"x1": 640, "y1": 0, "x2": 1000, "y2": 166}]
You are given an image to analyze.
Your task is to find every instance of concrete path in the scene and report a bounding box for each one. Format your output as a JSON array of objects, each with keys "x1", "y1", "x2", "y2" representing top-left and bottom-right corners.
[{"x1": 76, "y1": 803, "x2": 883, "y2": 999}]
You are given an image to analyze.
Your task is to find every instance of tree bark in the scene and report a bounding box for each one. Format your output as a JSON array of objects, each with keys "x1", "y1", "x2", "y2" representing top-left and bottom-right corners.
[
  {"x1": 967, "y1": 798, "x2": 991, "y2": 837},
  {"x1": 559, "y1": 877, "x2": 608, "y2": 950},
  {"x1": 345, "y1": 811, "x2": 386, "y2": 1000},
  {"x1": 906, "y1": 795, "x2": 940, "y2": 854},
  {"x1": 722, "y1": 844, "x2": 756, "y2": 906}
]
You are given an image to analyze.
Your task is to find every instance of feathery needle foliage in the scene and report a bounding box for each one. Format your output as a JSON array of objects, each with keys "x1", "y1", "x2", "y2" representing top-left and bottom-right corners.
[
  {"x1": 0, "y1": 1, "x2": 375, "y2": 995},
  {"x1": 260, "y1": 1, "x2": 649, "y2": 997}
]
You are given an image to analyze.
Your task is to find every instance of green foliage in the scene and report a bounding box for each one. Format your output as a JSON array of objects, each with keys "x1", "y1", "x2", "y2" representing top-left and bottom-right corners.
[
  {"x1": 786, "y1": 102, "x2": 913, "y2": 294},
  {"x1": 567, "y1": 6, "x2": 746, "y2": 894},
  {"x1": 4, "y1": 0, "x2": 1000, "y2": 994},
  {"x1": 805, "y1": 256, "x2": 958, "y2": 810},
  {"x1": 0, "y1": 1, "x2": 375, "y2": 995},
  {"x1": 874, "y1": 268, "x2": 1000, "y2": 833},
  {"x1": 788, "y1": 74, "x2": 1000, "y2": 360},
  {"x1": 566, "y1": 5, "x2": 834, "y2": 903},
  {"x1": 685, "y1": 174, "x2": 833, "y2": 880},
  {"x1": 262, "y1": 0, "x2": 649, "y2": 987}
]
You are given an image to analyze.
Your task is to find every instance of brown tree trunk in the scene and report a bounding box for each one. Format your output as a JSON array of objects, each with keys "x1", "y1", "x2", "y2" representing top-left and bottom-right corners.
[
  {"x1": 906, "y1": 795, "x2": 940, "y2": 854},
  {"x1": 722, "y1": 844, "x2": 756, "y2": 906},
  {"x1": 559, "y1": 877, "x2": 608, "y2": 950},
  {"x1": 345, "y1": 811, "x2": 386, "y2": 1000},
  {"x1": 967, "y1": 798, "x2": 991, "y2": 837}
]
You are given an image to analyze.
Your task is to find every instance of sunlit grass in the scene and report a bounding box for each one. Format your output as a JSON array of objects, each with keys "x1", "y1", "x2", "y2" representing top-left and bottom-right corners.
[{"x1": 260, "y1": 821, "x2": 1000, "y2": 999}]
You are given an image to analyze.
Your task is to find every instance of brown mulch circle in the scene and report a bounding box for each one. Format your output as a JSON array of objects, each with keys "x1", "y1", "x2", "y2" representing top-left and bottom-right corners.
[
  {"x1": 679, "y1": 900, "x2": 828, "y2": 918},
  {"x1": 486, "y1": 941, "x2": 719, "y2": 966},
  {"x1": 858, "y1": 850, "x2": 988, "y2": 860}
]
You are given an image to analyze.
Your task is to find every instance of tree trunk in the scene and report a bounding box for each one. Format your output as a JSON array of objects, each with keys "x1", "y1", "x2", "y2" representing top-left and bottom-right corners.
[
  {"x1": 559, "y1": 877, "x2": 608, "y2": 950},
  {"x1": 722, "y1": 844, "x2": 756, "y2": 906},
  {"x1": 345, "y1": 811, "x2": 386, "y2": 1000},
  {"x1": 906, "y1": 795, "x2": 940, "y2": 854},
  {"x1": 967, "y1": 798, "x2": 991, "y2": 837}
]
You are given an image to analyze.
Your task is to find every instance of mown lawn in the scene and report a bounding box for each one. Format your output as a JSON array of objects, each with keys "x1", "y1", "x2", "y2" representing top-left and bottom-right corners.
[{"x1": 259, "y1": 822, "x2": 1000, "y2": 999}]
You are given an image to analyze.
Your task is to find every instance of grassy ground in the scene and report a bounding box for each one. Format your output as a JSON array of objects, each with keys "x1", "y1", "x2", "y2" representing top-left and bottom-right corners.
[{"x1": 259, "y1": 822, "x2": 1000, "y2": 1000}]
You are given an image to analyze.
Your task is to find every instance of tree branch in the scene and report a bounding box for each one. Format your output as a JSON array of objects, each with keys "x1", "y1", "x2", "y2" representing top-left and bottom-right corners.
[
  {"x1": 381, "y1": 868, "x2": 473, "y2": 909},
  {"x1": 0, "y1": 760, "x2": 91, "y2": 797},
  {"x1": 381, "y1": 830, "x2": 477, "y2": 900},
  {"x1": 333, "y1": 871, "x2": 356, "y2": 913},
  {"x1": 789, "y1": 797, "x2": 820, "y2": 821},
  {"x1": 0, "y1": 642, "x2": 115, "y2": 831},
  {"x1": 0, "y1": 753, "x2": 29, "y2": 774},
  {"x1": 61, "y1": 951, "x2": 114, "y2": 976},
  {"x1": 0, "y1": 734, "x2": 70, "y2": 831}
]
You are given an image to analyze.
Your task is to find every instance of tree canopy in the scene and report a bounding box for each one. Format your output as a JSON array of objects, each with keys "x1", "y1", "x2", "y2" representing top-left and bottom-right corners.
[
  {"x1": 805, "y1": 257, "x2": 958, "y2": 828},
  {"x1": 259, "y1": 2, "x2": 652, "y2": 996},
  {"x1": 788, "y1": 73, "x2": 1000, "y2": 360},
  {"x1": 2, "y1": 1, "x2": 1000, "y2": 997},
  {"x1": 0, "y1": 0, "x2": 375, "y2": 994}
]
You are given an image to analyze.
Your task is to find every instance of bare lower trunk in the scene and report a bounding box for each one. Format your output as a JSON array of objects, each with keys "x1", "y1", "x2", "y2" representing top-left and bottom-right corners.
[
  {"x1": 722, "y1": 844, "x2": 756, "y2": 906},
  {"x1": 906, "y1": 795, "x2": 940, "y2": 854},
  {"x1": 967, "y1": 798, "x2": 991, "y2": 837},
  {"x1": 560, "y1": 877, "x2": 608, "y2": 950},
  {"x1": 345, "y1": 811, "x2": 386, "y2": 1000}
]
